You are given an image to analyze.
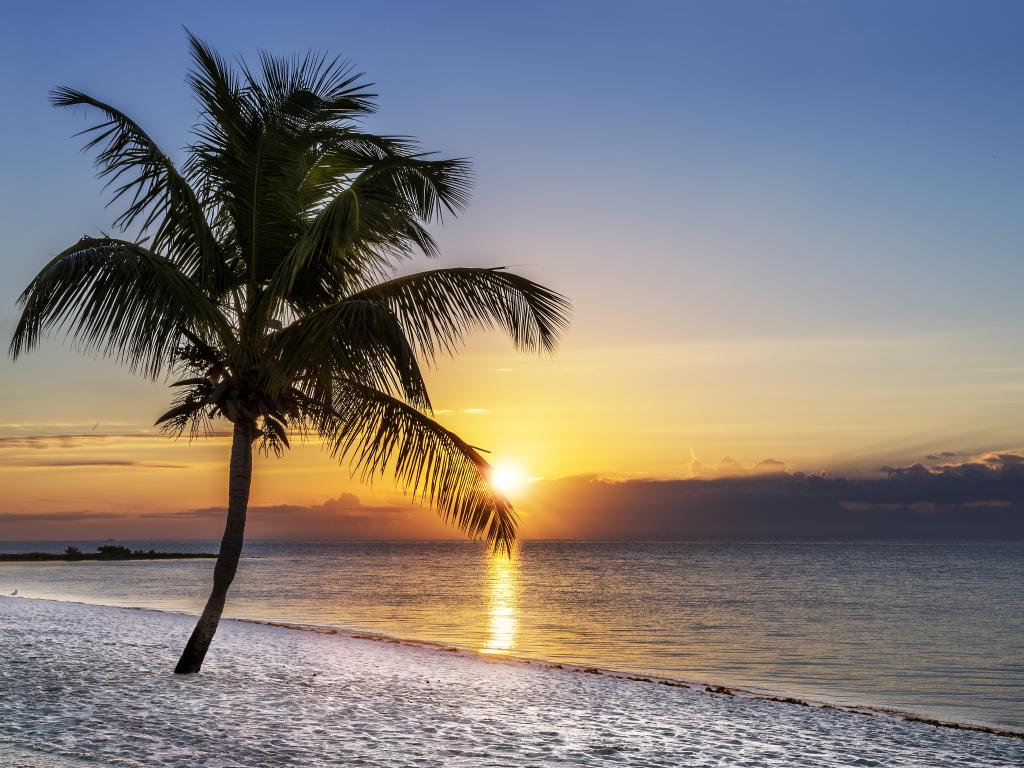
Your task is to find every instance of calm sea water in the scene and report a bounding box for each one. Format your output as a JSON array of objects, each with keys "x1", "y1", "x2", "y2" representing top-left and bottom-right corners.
[{"x1": 0, "y1": 540, "x2": 1021, "y2": 731}]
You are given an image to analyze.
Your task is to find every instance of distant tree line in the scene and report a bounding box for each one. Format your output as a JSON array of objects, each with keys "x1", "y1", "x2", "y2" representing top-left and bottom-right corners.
[{"x1": 0, "y1": 546, "x2": 215, "y2": 562}]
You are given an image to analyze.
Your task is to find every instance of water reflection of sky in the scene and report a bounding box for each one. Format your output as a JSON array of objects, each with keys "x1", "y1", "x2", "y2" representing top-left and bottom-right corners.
[{"x1": 482, "y1": 550, "x2": 518, "y2": 654}]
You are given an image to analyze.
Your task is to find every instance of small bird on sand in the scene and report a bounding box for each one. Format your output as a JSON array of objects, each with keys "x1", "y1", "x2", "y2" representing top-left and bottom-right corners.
[{"x1": 9, "y1": 590, "x2": 17, "y2": 596}]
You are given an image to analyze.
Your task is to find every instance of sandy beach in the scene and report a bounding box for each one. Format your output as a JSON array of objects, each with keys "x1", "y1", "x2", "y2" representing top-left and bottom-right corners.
[{"x1": 1, "y1": 596, "x2": 1020, "y2": 767}]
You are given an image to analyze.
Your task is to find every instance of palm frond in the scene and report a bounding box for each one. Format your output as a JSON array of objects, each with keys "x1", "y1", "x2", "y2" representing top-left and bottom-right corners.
[
  {"x1": 185, "y1": 30, "x2": 282, "y2": 288},
  {"x1": 266, "y1": 299, "x2": 430, "y2": 408},
  {"x1": 261, "y1": 180, "x2": 392, "y2": 309},
  {"x1": 348, "y1": 267, "x2": 571, "y2": 362},
  {"x1": 349, "y1": 150, "x2": 472, "y2": 223},
  {"x1": 50, "y1": 87, "x2": 227, "y2": 292},
  {"x1": 186, "y1": 33, "x2": 381, "y2": 292},
  {"x1": 261, "y1": 150, "x2": 473, "y2": 313},
  {"x1": 154, "y1": 389, "x2": 216, "y2": 439},
  {"x1": 249, "y1": 48, "x2": 376, "y2": 124},
  {"x1": 10, "y1": 237, "x2": 232, "y2": 378},
  {"x1": 316, "y1": 380, "x2": 516, "y2": 555},
  {"x1": 17, "y1": 34, "x2": 567, "y2": 561}
]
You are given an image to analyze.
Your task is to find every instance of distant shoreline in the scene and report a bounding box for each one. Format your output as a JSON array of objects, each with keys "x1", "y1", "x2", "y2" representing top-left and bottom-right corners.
[{"x1": 0, "y1": 551, "x2": 216, "y2": 562}]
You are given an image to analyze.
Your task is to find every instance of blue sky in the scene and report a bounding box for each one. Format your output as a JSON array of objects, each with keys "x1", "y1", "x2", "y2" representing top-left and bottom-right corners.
[{"x1": 1, "y1": 1, "x2": 1023, "y2": 512}]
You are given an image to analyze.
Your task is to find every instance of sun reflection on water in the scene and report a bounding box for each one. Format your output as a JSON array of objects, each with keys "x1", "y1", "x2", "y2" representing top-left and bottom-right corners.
[{"x1": 481, "y1": 549, "x2": 519, "y2": 655}]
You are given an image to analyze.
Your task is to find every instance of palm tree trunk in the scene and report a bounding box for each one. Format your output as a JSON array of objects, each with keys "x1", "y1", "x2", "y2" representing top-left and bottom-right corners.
[{"x1": 174, "y1": 419, "x2": 255, "y2": 674}]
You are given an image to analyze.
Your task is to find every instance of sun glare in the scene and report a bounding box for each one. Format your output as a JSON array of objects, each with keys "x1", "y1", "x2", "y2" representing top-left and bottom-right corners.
[
  {"x1": 489, "y1": 462, "x2": 528, "y2": 496},
  {"x1": 482, "y1": 549, "x2": 519, "y2": 654}
]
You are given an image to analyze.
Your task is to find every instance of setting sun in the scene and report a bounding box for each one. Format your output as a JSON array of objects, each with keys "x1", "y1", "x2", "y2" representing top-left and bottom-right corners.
[
  {"x1": 2, "y1": 6, "x2": 1023, "y2": 765},
  {"x1": 489, "y1": 462, "x2": 528, "y2": 496}
]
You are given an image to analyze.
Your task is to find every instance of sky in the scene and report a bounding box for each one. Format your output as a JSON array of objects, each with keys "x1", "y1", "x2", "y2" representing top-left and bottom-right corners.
[{"x1": 1, "y1": 1, "x2": 1023, "y2": 540}]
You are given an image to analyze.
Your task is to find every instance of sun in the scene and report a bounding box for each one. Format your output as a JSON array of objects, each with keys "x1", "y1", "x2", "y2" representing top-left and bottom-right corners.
[{"x1": 489, "y1": 461, "x2": 528, "y2": 496}]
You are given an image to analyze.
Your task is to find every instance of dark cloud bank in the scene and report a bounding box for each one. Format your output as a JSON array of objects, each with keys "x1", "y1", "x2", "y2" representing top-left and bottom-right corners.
[
  {"x1": 527, "y1": 453, "x2": 1024, "y2": 540},
  {"x1": 4, "y1": 454, "x2": 1023, "y2": 541}
]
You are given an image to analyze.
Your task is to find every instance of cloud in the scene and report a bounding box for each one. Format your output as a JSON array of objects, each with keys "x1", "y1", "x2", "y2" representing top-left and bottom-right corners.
[
  {"x1": 7, "y1": 455, "x2": 1023, "y2": 542},
  {"x1": 0, "y1": 510, "x2": 130, "y2": 523},
  {"x1": 0, "y1": 435, "x2": 93, "y2": 450},
  {"x1": 0, "y1": 434, "x2": 150, "y2": 449},
  {"x1": 4, "y1": 460, "x2": 186, "y2": 469},
  {"x1": 0, "y1": 432, "x2": 229, "y2": 450},
  {"x1": 0, "y1": 432, "x2": 205, "y2": 472},
  {"x1": 690, "y1": 454, "x2": 788, "y2": 478},
  {"x1": 978, "y1": 451, "x2": 1024, "y2": 466},
  {"x1": 522, "y1": 454, "x2": 1024, "y2": 540},
  {"x1": 188, "y1": 494, "x2": 408, "y2": 523},
  {"x1": 924, "y1": 451, "x2": 959, "y2": 460},
  {"x1": 0, "y1": 493, "x2": 452, "y2": 542},
  {"x1": 320, "y1": 493, "x2": 362, "y2": 510},
  {"x1": 715, "y1": 456, "x2": 745, "y2": 474},
  {"x1": 751, "y1": 458, "x2": 788, "y2": 474},
  {"x1": 687, "y1": 448, "x2": 703, "y2": 478}
]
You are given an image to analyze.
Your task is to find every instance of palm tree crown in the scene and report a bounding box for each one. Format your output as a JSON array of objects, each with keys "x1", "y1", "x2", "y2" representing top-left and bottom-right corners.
[{"x1": 10, "y1": 33, "x2": 570, "y2": 555}]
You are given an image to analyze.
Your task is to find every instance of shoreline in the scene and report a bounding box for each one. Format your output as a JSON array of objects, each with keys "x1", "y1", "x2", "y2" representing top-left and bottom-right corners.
[
  {"x1": 230, "y1": 618, "x2": 1024, "y2": 741},
  {"x1": 2, "y1": 595, "x2": 1021, "y2": 767},
  {"x1": 6, "y1": 594, "x2": 1021, "y2": 740}
]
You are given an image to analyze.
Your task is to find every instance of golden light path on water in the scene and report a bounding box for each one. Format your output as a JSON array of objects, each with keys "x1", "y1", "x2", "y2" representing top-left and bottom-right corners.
[{"x1": 481, "y1": 548, "x2": 519, "y2": 654}]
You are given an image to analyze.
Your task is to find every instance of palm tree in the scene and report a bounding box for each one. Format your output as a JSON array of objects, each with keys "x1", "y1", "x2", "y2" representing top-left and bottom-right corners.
[{"x1": 9, "y1": 34, "x2": 570, "y2": 674}]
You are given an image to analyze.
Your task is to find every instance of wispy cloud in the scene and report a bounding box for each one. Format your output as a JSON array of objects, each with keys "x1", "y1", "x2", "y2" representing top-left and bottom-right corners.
[
  {"x1": 0, "y1": 433, "x2": 165, "y2": 450},
  {"x1": 0, "y1": 494, "x2": 438, "y2": 541},
  {"x1": 0, "y1": 510, "x2": 130, "y2": 523},
  {"x1": 3, "y1": 460, "x2": 186, "y2": 469}
]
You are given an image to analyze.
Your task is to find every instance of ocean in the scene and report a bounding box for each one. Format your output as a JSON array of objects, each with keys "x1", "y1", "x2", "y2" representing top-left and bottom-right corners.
[{"x1": 1, "y1": 539, "x2": 1021, "y2": 732}]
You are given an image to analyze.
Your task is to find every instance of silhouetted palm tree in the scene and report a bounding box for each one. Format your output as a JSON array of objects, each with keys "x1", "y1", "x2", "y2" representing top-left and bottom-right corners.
[{"x1": 9, "y1": 34, "x2": 570, "y2": 674}]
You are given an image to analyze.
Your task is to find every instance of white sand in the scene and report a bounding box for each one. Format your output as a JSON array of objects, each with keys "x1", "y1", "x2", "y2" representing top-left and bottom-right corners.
[{"x1": 0, "y1": 596, "x2": 1020, "y2": 767}]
